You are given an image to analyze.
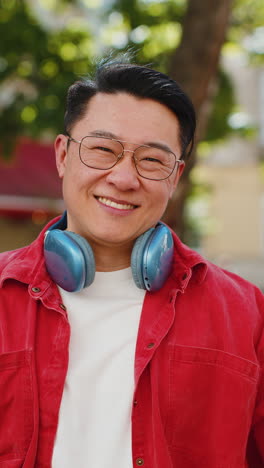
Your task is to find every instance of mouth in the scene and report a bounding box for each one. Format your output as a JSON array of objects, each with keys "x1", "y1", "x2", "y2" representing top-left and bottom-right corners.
[{"x1": 95, "y1": 196, "x2": 138, "y2": 211}]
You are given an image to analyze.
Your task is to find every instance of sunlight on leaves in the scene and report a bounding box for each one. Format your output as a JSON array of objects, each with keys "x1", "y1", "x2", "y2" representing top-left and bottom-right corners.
[
  {"x1": 40, "y1": 60, "x2": 59, "y2": 78},
  {"x1": 60, "y1": 43, "x2": 78, "y2": 61},
  {"x1": 101, "y1": 21, "x2": 129, "y2": 49},
  {"x1": 130, "y1": 25, "x2": 150, "y2": 44},
  {"x1": 82, "y1": 0, "x2": 104, "y2": 8},
  {"x1": 197, "y1": 141, "x2": 213, "y2": 160},
  {"x1": 39, "y1": 0, "x2": 56, "y2": 9},
  {"x1": 108, "y1": 11, "x2": 124, "y2": 25},
  {"x1": 21, "y1": 105, "x2": 37, "y2": 123},
  {"x1": 1, "y1": 0, "x2": 17, "y2": 10},
  {"x1": 17, "y1": 60, "x2": 33, "y2": 77},
  {"x1": 142, "y1": 23, "x2": 181, "y2": 58},
  {"x1": 79, "y1": 39, "x2": 95, "y2": 58}
]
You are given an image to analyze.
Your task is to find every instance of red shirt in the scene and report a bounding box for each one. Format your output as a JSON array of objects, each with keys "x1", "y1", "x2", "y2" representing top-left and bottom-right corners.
[{"x1": 0, "y1": 217, "x2": 264, "y2": 467}]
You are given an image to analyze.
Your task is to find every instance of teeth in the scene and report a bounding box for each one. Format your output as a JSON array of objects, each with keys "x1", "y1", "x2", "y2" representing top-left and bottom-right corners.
[{"x1": 98, "y1": 197, "x2": 135, "y2": 210}]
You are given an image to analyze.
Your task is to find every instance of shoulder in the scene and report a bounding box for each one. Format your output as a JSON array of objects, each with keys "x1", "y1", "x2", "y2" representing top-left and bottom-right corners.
[
  {"x1": 0, "y1": 243, "x2": 36, "y2": 288},
  {"x1": 205, "y1": 260, "x2": 263, "y2": 300},
  {"x1": 171, "y1": 231, "x2": 264, "y2": 308},
  {"x1": 0, "y1": 245, "x2": 29, "y2": 270},
  {"x1": 189, "y1": 259, "x2": 264, "y2": 328}
]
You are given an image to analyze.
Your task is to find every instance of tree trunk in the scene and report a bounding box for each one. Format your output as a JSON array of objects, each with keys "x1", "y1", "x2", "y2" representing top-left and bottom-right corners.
[{"x1": 163, "y1": 0, "x2": 233, "y2": 238}]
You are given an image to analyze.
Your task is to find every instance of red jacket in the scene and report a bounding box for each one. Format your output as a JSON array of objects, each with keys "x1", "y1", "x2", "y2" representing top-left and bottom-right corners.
[{"x1": 0, "y1": 217, "x2": 264, "y2": 468}]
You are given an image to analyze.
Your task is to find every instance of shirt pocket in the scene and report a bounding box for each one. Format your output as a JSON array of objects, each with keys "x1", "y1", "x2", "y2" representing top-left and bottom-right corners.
[
  {"x1": 166, "y1": 344, "x2": 259, "y2": 466},
  {"x1": 0, "y1": 350, "x2": 35, "y2": 467}
]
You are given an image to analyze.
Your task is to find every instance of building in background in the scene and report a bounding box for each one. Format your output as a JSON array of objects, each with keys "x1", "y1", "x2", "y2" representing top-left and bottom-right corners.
[
  {"x1": 0, "y1": 138, "x2": 63, "y2": 252},
  {"x1": 200, "y1": 52, "x2": 264, "y2": 289}
]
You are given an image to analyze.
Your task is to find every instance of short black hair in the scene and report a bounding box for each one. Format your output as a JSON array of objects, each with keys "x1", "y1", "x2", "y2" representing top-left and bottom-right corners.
[{"x1": 64, "y1": 58, "x2": 196, "y2": 159}]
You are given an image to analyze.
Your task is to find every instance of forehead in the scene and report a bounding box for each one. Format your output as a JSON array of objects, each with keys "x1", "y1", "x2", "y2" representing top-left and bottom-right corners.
[{"x1": 73, "y1": 92, "x2": 181, "y2": 151}]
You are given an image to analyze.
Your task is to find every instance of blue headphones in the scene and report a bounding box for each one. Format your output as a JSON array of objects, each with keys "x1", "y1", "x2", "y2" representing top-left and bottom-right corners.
[{"x1": 44, "y1": 212, "x2": 174, "y2": 292}]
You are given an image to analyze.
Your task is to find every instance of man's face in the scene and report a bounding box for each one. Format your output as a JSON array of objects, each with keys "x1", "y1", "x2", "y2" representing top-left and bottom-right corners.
[{"x1": 55, "y1": 92, "x2": 184, "y2": 264}]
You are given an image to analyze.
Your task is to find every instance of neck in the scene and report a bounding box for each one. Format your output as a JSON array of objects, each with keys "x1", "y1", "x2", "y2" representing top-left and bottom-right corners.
[{"x1": 90, "y1": 241, "x2": 133, "y2": 272}]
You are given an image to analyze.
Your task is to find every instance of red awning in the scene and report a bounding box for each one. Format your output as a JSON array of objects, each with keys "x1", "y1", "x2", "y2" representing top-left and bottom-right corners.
[{"x1": 0, "y1": 138, "x2": 63, "y2": 217}]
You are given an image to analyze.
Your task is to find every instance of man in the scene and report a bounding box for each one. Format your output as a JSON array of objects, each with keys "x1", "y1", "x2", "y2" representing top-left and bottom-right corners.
[{"x1": 0, "y1": 58, "x2": 263, "y2": 468}]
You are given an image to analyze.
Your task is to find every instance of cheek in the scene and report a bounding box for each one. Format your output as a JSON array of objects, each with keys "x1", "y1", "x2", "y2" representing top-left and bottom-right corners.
[
  {"x1": 145, "y1": 180, "x2": 173, "y2": 206},
  {"x1": 61, "y1": 166, "x2": 83, "y2": 204},
  {"x1": 159, "y1": 180, "x2": 175, "y2": 203},
  {"x1": 62, "y1": 165, "x2": 103, "y2": 205},
  {"x1": 148, "y1": 185, "x2": 172, "y2": 217},
  {"x1": 63, "y1": 161, "x2": 86, "y2": 188}
]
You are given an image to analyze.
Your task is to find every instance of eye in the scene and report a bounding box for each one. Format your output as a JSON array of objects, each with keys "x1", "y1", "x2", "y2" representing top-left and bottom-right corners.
[
  {"x1": 144, "y1": 156, "x2": 161, "y2": 162},
  {"x1": 142, "y1": 156, "x2": 164, "y2": 165},
  {"x1": 94, "y1": 145, "x2": 114, "y2": 153}
]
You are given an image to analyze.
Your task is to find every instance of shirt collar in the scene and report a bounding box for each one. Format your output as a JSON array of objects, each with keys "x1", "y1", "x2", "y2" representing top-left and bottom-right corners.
[{"x1": 170, "y1": 230, "x2": 208, "y2": 286}]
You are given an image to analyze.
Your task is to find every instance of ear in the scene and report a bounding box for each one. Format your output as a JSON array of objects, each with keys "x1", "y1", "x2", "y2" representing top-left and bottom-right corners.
[
  {"x1": 169, "y1": 160, "x2": 185, "y2": 198},
  {"x1": 54, "y1": 134, "x2": 68, "y2": 178}
]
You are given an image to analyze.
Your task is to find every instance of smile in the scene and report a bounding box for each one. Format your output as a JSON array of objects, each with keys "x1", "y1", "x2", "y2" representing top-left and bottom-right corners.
[{"x1": 96, "y1": 196, "x2": 137, "y2": 210}]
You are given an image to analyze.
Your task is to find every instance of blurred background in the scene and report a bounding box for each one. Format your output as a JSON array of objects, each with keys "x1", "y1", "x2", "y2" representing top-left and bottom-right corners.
[{"x1": 0, "y1": 0, "x2": 264, "y2": 288}]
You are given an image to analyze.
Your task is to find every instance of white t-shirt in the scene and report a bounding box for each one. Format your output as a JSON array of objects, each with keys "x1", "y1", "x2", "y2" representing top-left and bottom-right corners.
[{"x1": 52, "y1": 268, "x2": 145, "y2": 468}]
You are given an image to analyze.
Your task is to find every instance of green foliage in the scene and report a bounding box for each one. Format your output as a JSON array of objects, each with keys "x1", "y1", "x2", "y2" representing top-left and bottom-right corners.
[
  {"x1": 205, "y1": 69, "x2": 235, "y2": 142},
  {"x1": 0, "y1": 0, "x2": 93, "y2": 155},
  {"x1": 108, "y1": 0, "x2": 186, "y2": 29},
  {"x1": 0, "y1": 0, "x2": 263, "y2": 159},
  {"x1": 102, "y1": 0, "x2": 186, "y2": 71},
  {"x1": 230, "y1": 0, "x2": 264, "y2": 64},
  {"x1": 231, "y1": 0, "x2": 264, "y2": 32}
]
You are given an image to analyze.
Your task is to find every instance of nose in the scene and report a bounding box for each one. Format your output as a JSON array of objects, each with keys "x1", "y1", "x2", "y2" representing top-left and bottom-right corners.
[{"x1": 105, "y1": 151, "x2": 140, "y2": 191}]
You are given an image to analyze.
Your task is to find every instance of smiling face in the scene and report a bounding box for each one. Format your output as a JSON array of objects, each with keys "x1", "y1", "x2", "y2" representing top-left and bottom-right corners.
[{"x1": 55, "y1": 92, "x2": 184, "y2": 270}]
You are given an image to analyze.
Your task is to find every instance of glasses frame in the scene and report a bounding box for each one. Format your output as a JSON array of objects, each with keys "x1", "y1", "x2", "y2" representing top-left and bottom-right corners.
[{"x1": 67, "y1": 134, "x2": 184, "y2": 181}]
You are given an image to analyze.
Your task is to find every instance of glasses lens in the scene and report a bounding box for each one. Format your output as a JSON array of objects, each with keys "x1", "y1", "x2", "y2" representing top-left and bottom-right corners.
[
  {"x1": 80, "y1": 136, "x2": 122, "y2": 169},
  {"x1": 135, "y1": 146, "x2": 176, "y2": 180}
]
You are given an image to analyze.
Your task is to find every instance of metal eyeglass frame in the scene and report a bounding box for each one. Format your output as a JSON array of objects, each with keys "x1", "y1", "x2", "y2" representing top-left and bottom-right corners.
[{"x1": 67, "y1": 134, "x2": 184, "y2": 181}]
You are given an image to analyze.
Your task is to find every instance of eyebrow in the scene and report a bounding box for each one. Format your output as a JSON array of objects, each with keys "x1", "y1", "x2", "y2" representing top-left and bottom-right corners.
[
  {"x1": 89, "y1": 130, "x2": 174, "y2": 153},
  {"x1": 90, "y1": 130, "x2": 117, "y2": 139}
]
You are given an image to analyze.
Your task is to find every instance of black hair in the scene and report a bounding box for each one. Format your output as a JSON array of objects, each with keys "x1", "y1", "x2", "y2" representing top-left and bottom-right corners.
[{"x1": 64, "y1": 58, "x2": 196, "y2": 159}]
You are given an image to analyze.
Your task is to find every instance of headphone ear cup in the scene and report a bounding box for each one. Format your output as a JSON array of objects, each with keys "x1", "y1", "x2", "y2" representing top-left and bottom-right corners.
[
  {"x1": 44, "y1": 230, "x2": 95, "y2": 292},
  {"x1": 131, "y1": 228, "x2": 155, "y2": 290},
  {"x1": 131, "y1": 224, "x2": 174, "y2": 292},
  {"x1": 63, "y1": 231, "x2": 95, "y2": 288}
]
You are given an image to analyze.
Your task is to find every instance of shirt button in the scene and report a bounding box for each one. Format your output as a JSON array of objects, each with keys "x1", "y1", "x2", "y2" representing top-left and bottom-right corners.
[
  {"x1": 146, "y1": 342, "x2": 155, "y2": 349},
  {"x1": 59, "y1": 303, "x2": 66, "y2": 311},
  {"x1": 31, "y1": 287, "x2": 41, "y2": 293},
  {"x1": 133, "y1": 399, "x2": 138, "y2": 406},
  {"x1": 182, "y1": 272, "x2": 188, "y2": 280},
  {"x1": 136, "y1": 458, "x2": 144, "y2": 466}
]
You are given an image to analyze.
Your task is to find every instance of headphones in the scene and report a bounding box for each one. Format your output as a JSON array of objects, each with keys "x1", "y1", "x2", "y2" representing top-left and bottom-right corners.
[{"x1": 44, "y1": 212, "x2": 174, "y2": 293}]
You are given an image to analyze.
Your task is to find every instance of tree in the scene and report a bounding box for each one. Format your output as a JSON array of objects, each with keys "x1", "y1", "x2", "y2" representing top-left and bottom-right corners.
[
  {"x1": 164, "y1": 0, "x2": 233, "y2": 236},
  {"x1": 0, "y1": 0, "x2": 93, "y2": 156}
]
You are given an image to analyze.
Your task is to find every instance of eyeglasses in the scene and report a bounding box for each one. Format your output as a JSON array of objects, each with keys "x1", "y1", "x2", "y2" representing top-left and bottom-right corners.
[{"x1": 67, "y1": 135, "x2": 184, "y2": 181}]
